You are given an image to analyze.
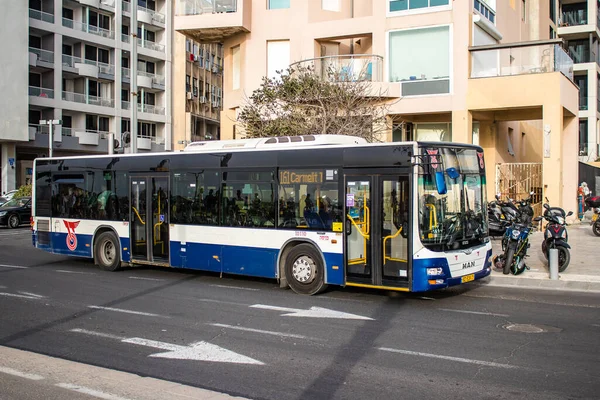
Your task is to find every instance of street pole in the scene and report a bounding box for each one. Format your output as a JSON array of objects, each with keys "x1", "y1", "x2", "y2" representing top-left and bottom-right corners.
[
  {"x1": 39, "y1": 119, "x2": 61, "y2": 158},
  {"x1": 130, "y1": 2, "x2": 138, "y2": 154}
]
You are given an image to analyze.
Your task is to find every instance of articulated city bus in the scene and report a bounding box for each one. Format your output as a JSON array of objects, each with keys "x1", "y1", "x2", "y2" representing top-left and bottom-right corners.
[{"x1": 31, "y1": 134, "x2": 492, "y2": 294}]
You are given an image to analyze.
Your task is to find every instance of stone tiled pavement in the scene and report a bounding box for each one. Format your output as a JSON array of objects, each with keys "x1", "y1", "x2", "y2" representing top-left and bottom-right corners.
[{"x1": 478, "y1": 214, "x2": 600, "y2": 293}]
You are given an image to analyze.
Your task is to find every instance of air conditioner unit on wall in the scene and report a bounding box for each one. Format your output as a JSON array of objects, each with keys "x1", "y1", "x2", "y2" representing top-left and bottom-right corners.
[{"x1": 186, "y1": 92, "x2": 193, "y2": 100}]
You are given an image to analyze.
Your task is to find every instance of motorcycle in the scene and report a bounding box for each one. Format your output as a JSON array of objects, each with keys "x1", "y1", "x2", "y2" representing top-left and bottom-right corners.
[
  {"x1": 488, "y1": 194, "x2": 510, "y2": 237},
  {"x1": 539, "y1": 201, "x2": 573, "y2": 272},
  {"x1": 493, "y1": 192, "x2": 537, "y2": 275},
  {"x1": 585, "y1": 196, "x2": 600, "y2": 236}
]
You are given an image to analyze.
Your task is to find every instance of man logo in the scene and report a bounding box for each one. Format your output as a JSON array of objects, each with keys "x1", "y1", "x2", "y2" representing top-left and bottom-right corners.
[{"x1": 64, "y1": 220, "x2": 80, "y2": 251}]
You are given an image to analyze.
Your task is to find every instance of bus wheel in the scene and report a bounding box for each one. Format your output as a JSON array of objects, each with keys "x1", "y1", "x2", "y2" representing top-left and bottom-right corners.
[
  {"x1": 285, "y1": 244, "x2": 326, "y2": 295},
  {"x1": 95, "y1": 231, "x2": 121, "y2": 271}
]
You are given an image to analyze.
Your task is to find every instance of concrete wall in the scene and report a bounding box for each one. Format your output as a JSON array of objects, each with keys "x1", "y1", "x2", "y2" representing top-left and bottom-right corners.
[{"x1": 0, "y1": 0, "x2": 29, "y2": 142}]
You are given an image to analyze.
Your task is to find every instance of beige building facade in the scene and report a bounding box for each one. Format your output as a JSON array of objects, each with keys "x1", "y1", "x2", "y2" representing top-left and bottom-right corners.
[{"x1": 174, "y1": 0, "x2": 580, "y2": 212}]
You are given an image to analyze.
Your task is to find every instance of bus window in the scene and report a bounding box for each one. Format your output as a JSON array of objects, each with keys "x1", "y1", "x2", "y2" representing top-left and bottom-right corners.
[{"x1": 171, "y1": 170, "x2": 220, "y2": 226}]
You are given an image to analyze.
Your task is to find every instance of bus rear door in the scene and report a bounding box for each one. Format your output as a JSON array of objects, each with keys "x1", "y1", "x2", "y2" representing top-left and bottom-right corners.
[{"x1": 130, "y1": 175, "x2": 170, "y2": 265}]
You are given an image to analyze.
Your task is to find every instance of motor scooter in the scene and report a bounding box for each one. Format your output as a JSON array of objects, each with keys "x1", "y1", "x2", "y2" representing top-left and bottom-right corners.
[{"x1": 539, "y1": 200, "x2": 573, "y2": 272}]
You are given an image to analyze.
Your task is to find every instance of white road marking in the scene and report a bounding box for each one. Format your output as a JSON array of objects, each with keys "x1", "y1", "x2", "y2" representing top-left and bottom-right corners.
[
  {"x1": 465, "y1": 293, "x2": 600, "y2": 309},
  {"x1": 70, "y1": 329, "x2": 127, "y2": 340},
  {"x1": 592, "y1": 324, "x2": 600, "y2": 328},
  {"x1": 210, "y1": 284, "x2": 260, "y2": 291},
  {"x1": 0, "y1": 366, "x2": 45, "y2": 381},
  {"x1": 250, "y1": 304, "x2": 374, "y2": 320},
  {"x1": 88, "y1": 306, "x2": 165, "y2": 318},
  {"x1": 18, "y1": 291, "x2": 45, "y2": 298},
  {"x1": 128, "y1": 276, "x2": 164, "y2": 282},
  {"x1": 55, "y1": 383, "x2": 132, "y2": 400},
  {"x1": 0, "y1": 264, "x2": 28, "y2": 269},
  {"x1": 195, "y1": 298, "x2": 249, "y2": 307},
  {"x1": 378, "y1": 347, "x2": 518, "y2": 369},
  {"x1": 56, "y1": 269, "x2": 96, "y2": 275},
  {"x1": 418, "y1": 296, "x2": 436, "y2": 301},
  {"x1": 122, "y1": 337, "x2": 265, "y2": 365},
  {"x1": 0, "y1": 292, "x2": 42, "y2": 300},
  {"x1": 210, "y1": 323, "x2": 309, "y2": 339},
  {"x1": 438, "y1": 308, "x2": 509, "y2": 317}
]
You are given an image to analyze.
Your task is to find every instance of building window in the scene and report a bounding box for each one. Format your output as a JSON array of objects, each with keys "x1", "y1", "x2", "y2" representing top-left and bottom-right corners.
[
  {"x1": 193, "y1": 78, "x2": 198, "y2": 97},
  {"x1": 522, "y1": 0, "x2": 526, "y2": 21},
  {"x1": 232, "y1": 45, "x2": 241, "y2": 90},
  {"x1": 579, "y1": 119, "x2": 588, "y2": 156},
  {"x1": 549, "y1": 27, "x2": 556, "y2": 39},
  {"x1": 549, "y1": 0, "x2": 556, "y2": 23},
  {"x1": 138, "y1": 122, "x2": 157, "y2": 138},
  {"x1": 186, "y1": 75, "x2": 191, "y2": 92},
  {"x1": 575, "y1": 75, "x2": 588, "y2": 110},
  {"x1": 267, "y1": 40, "x2": 290, "y2": 80},
  {"x1": 388, "y1": 25, "x2": 451, "y2": 96},
  {"x1": 474, "y1": 0, "x2": 495, "y2": 24},
  {"x1": 268, "y1": 0, "x2": 290, "y2": 9},
  {"x1": 414, "y1": 123, "x2": 451, "y2": 142},
  {"x1": 389, "y1": 0, "x2": 449, "y2": 13},
  {"x1": 322, "y1": 0, "x2": 340, "y2": 12}
]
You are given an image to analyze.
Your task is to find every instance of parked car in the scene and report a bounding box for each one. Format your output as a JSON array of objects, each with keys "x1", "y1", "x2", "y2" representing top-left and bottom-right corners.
[
  {"x1": 0, "y1": 196, "x2": 32, "y2": 228},
  {"x1": 2, "y1": 190, "x2": 18, "y2": 201},
  {"x1": 0, "y1": 196, "x2": 8, "y2": 207}
]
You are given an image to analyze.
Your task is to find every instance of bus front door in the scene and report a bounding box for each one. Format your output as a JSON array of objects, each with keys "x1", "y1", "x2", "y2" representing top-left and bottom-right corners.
[
  {"x1": 130, "y1": 175, "x2": 170, "y2": 265},
  {"x1": 345, "y1": 174, "x2": 410, "y2": 289}
]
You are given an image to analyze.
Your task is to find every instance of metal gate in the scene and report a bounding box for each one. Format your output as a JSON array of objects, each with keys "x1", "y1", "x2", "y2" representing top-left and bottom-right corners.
[{"x1": 495, "y1": 163, "x2": 543, "y2": 215}]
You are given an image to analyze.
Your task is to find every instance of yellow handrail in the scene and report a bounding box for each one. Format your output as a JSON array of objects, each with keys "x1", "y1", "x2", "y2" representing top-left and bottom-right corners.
[
  {"x1": 383, "y1": 226, "x2": 407, "y2": 265},
  {"x1": 346, "y1": 214, "x2": 370, "y2": 239},
  {"x1": 132, "y1": 207, "x2": 145, "y2": 225}
]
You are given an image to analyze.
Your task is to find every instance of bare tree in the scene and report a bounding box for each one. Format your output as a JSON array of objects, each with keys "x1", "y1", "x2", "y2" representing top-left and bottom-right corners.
[{"x1": 237, "y1": 63, "x2": 399, "y2": 142}]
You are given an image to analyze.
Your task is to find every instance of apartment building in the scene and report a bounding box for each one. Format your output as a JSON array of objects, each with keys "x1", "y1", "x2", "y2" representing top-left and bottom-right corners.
[
  {"x1": 172, "y1": 33, "x2": 223, "y2": 149},
  {"x1": 557, "y1": 0, "x2": 600, "y2": 161},
  {"x1": 0, "y1": 0, "x2": 172, "y2": 193},
  {"x1": 174, "y1": 0, "x2": 580, "y2": 211}
]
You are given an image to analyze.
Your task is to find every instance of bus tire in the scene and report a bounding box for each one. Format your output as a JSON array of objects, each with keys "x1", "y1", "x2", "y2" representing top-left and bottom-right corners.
[
  {"x1": 95, "y1": 231, "x2": 121, "y2": 271},
  {"x1": 285, "y1": 243, "x2": 326, "y2": 295}
]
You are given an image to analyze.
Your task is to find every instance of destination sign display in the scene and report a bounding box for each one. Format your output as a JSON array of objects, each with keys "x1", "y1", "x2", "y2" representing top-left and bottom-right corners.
[{"x1": 279, "y1": 169, "x2": 338, "y2": 184}]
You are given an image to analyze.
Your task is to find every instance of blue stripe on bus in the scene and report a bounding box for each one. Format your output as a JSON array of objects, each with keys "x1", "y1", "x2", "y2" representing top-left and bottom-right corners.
[{"x1": 411, "y1": 248, "x2": 493, "y2": 292}]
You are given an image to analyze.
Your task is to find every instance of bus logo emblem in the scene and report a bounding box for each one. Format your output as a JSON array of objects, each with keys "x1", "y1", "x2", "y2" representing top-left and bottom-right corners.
[{"x1": 64, "y1": 220, "x2": 80, "y2": 251}]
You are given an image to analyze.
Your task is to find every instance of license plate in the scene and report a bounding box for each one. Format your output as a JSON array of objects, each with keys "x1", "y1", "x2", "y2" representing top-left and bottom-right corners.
[
  {"x1": 461, "y1": 274, "x2": 475, "y2": 283},
  {"x1": 593, "y1": 214, "x2": 598, "y2": 222}
]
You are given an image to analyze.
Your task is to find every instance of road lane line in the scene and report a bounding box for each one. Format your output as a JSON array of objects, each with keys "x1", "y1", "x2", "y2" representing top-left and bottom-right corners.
[
  {"x1": 18, "y1": 291, "x2": 45, "y2": 298},
  {"x1": 210, "y1": 284, "x2": 260, "y2": 291},
  {"x1": 70, "y1": 328, "x2": 127, "y2": 340},
  {"x1": 88, "y1": 305, "x2": 166, "y2": 318},
  {"x1": 378, "y1": 347, "x2": 518, "y2": 369},
  {"x1": 0, "y1": 292, "x2": 41, "y2": 300},
  {"x1": 0, "y1": 366, "x2": 45, "y2": 381},
  {"x1": 210, "y1": 323, "x2": 309, "y2": 339},
  {"x1": 55, "y1": 383, "x2": 132, "y2": 400},
  {"x1": 56, "y1": 269, "x2": 96, "y2": 275},
  {"x1": 195, "y1": 298, "x2": 249, "y2": 307},
  {"x1": 437, "y1": 308, "x2": 509, "y2": 317},
  {"x1": 592, "y1": 324, "x2": 600, "y2": 328},
  {"x1": 128, "y1": 276, "x2": 164, "y2": 282},
  {"x1": 0, "y1": 264, "x2": 28, "y2": 269}
]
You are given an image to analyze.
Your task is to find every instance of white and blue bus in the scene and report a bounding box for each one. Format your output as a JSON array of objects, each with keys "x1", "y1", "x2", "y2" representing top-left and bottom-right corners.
[{"x1": 31, "y1": 135, "x2": 492, "y2": 295}]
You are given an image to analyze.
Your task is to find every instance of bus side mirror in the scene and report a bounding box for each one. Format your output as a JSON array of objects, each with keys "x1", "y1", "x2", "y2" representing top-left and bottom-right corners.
[{"x1": 435, "y1": 171, "x2": 447, "y2": 195}]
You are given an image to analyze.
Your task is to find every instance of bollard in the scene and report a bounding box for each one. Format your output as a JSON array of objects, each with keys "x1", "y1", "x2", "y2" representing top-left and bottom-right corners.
[{"x1": 549, "y1": 248, "x2": 559, "y2": 280}]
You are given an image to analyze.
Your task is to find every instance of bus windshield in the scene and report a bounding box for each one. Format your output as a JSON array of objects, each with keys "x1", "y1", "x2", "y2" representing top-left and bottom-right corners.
[{"x1": 418, "y1": 146, "x2": 488, "y2": 251}]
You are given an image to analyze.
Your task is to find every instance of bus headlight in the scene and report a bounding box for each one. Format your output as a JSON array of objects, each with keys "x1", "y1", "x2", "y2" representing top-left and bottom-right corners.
[{"x1": 427, "y1": 267, "x2": 443, "y2": 276}]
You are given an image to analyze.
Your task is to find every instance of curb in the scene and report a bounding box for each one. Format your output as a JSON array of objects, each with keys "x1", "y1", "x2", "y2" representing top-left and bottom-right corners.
[{"x1": 475, "y1": 274, "x2": 600, "y2": 293}]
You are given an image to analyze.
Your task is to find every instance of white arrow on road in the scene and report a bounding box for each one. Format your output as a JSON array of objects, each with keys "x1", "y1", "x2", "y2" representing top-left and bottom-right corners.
[
  {"x1": 70, "y1": 329, "x2": 264, "y2": 365},
  {"x1": 250, "y1": 304, "x2": 373, "y2": 320}
]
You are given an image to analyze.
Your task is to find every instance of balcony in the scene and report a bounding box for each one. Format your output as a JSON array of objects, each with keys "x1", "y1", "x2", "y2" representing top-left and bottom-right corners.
[
  {"x1": 290, "y1": 55, "x2": 384, "y2": 83},
  {"x1": 138, "y1": 5, "x2": 166, "y2": 25},
  {"x1": 29, "y1": 8, "x2": 54, "y2": 24},
  {"x1": 560, "y1": 6, "x2": 587, "y2": 27},
  {"x1": 121, "y1": 68, "x2": 165, "y2": 89},
  {"x1": 74, "y1": 129, "x2": 111, "y2": 146},
  {"x1": 29, "y1": 86, "x2": 55, "y2": 99},
  {"x1": 62, "y1": 18, "x2": 115, "y2": 40},
  {"x1": 62, "y1": 91, "x2": 115, "y2": 108},
  {"x1": 120, "y1": 101, "x2": 165, "y2": 115},
  {"x1": 175, "y1": 0, "x2": 251, "y2": 42},
  {"x1": 470, "y1": 40, "x2": 574, "y2": 81},
  {"x1": 473, "y1": 0, "x2": 495, "y2": 24}
]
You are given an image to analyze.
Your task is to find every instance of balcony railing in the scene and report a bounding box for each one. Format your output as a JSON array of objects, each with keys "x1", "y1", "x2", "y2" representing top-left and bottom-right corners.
[
  {"x1": 122, "y1": 67, "x2": 130, "y2": 79},
  {"x1": 139, "y1": 5, "x2": 166, "y2": 24},
  {"x1": 62, "y1": 18, "x2": 115, "y2": 40},
  {"x1": 83, "y1": 59, "x2": 115, "y2": 75},
  {"x1": 474, "y1": 0, "x2": 495, "y2": 24},
  {"x1": 289, "y1": 54, "x2": 384, "y2": 83},
  {"x1": 62, "y1": 127, "x2": 74, "y2": 136},
  {"x1": 29, "y1": 47, "x2": 54, "y2": 63},
  {"x1": 100, "y1": 0, "x2": 115, "y2": 9},
  {"x1": 29, "y1": 86, "x2": 54, "y2": 98},
  {"x1": 123, "y1": 1, "x2": 131, "y2": 12},
  {"x1": 78, "y1": 129, "x2": 111, "y2": 139},
  {"x1": 29, "y1": 8, "x2": 54, "y2": 23},
  {"x1": 470, "y1": 40, "x2": 574, "y2": 82},
  {"x1": 122, "y1": 100, "x2": 130, "y2": 110},
  {"x1": 122, "y1": 33, "x2": 130, "y2": 43},
  {"x1": 176, "y1": 0, "x2": 237, "y2": 15},
  {"x1": 62, "y1": 54, "x2": 82, "y2": 68},
  {"x1": 560, "y1": 8, "x2": 587, "y2": 26},
  {"x1": 139, "y1": 104, "x2": 166, "y2": 115},
  {"x1": 62, "y1": 91, "x2": 114, "y2": 108},
  {"x1": 138, "y1": 38, "x2": 165, "y2": 52},
  {"x1": 138, "y1": 70, "x2": 166, "y2": 86}
]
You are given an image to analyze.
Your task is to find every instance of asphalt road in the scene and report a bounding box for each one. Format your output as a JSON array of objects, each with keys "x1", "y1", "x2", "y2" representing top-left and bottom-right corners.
[{"x1": 1, "y1": 227, "x2": 599, "y2": 400}]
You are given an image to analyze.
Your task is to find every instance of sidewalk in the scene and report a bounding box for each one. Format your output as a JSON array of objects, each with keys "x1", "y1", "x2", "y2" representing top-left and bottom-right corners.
[{"x1": 479, "y1": 216, "x2": 600, "y2": 293}]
